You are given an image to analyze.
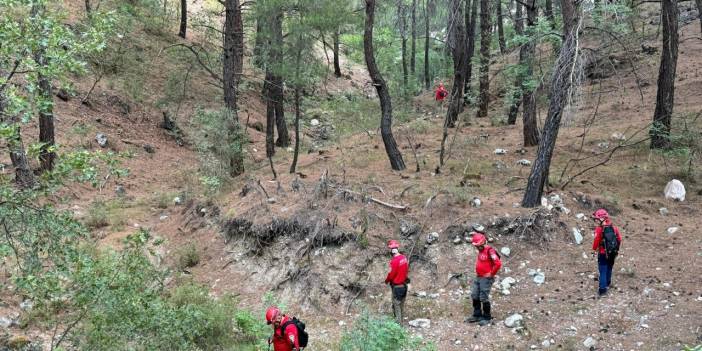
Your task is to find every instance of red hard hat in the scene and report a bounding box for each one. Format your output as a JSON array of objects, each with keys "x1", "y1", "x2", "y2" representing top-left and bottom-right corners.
[
  {"x1": 387, "y1": 240, "x2": 400, "y2": 249},
  {"x1": 471, "y1": 233, "x2": 487, "y2": 246},
  {"x1": 265, "y1": 306, "x2": 280, "y2": 324},
  {"x1": 591, "y1": 209, "x2": 609, "y2": 220}
]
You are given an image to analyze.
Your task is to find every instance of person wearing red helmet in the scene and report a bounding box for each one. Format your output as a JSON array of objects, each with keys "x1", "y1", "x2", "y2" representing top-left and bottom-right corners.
[
  {"x1": 266, "y1": 306, "x2": 301, "y2": 351},
  {"x1": 384, "y1": 240, "x2": 409, "y2": 324},
  {"x1": 465, "y1": 230, "x2": 501, "y2": 326},
  {"x1": 591, "y1": 209, "x2": 622, "y2": 297}
]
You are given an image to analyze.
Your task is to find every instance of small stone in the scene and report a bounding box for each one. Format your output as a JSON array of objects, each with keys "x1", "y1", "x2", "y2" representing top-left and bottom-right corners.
[
  {"x1": 453, "y1": 237, "x2": 463, "y2": 245},
  {"x1": 428, "y1": 293, "x2": 440, "y2": 299},
  {"x1": 572, "y1": 228, "x2": 583, "y2": 245},
  {"x1": 159, "y1": 215, "x2": 169, "y2": 221},
  {"x1": 494, "y1": 148, "x2": 507, "y2": 155},
  {"x1": 598, "y1": 142, "x2": 610, "y2": 149},
  {"x1": 416, "y1": 291, "x2": 427, "y2": 298},
  {"x1": 500, "y1": 247, "x2": 511, "y2": 256},
  {"x1": 504, "y1": 313, "x2": 523, "y2": 328},
  {"x1": 517, "y1": 159, "x2": 532, "y2": 166},
  {"x1": 576, "y1": 213, "x2": 586, "y2": 220},
  {"x1": 501, "y1": 277, "x2": 517, "y2": 290},
  {"x1": 667, "y1": 227, "x2": 679, "y2": 235},
  {"x1": 173, "y1": 196, "x2": 182, "y2": 205},
  {"x1": 659, "y1": 207, "x2": 669, "y2": 216},
  {"x1": 95, "y1": 133, "x2": 108, "y2": 147},
  {"x1": 501, "y1": 289, "x2": 511, "y2": 295},
  {"x1": 470, "y1": 197, "x2": 482, "y2": 208},
  {"x1": 338, "y1": 321, "x2": 346, "y2": 326},
  {"x1": 542, "y1": 339, "x2": 551, "y2": 348},
  {"x1": 310, "y1": 119, "x2": 320, "y2": 126},
  {"x1": 533, "y1": 272, "x2": 546, "y2": 285},
  {"x1": 527, "y1": 269, "x2": 538, "y2": 276},
  {"x1": 19, "y1": 300, "x2": 33, "y2": 311},
  {"x1": 143, "y1": 144, "x2": 155, "y2": 154},
  {"x1": 611, "y1": 132, "x2": 626, "y2": 141},
  {"x1": 0, "y1": 316, "x2": 13, "y2": 328},
  {"x1": 115, "y1": 185, "x2": 126, "y2": 196},
  {"x1": 266, "y1": 197, "x2": 276, "y2": 204},
  {"x1": 286, "y1": 147, "x2": 294, "y2": 152},
  {"x1": 455, "y1": 340, "x2": 462, "y2": 345},
  {"x1": 408, "y1": 318, "x2": 431, "y2": 329},
  {"x1": 583, "y1": 337, "x2": 597, "y2": 348},
  {"x1": 426, "y1": 232, "x2": 440, "y2": 245}
]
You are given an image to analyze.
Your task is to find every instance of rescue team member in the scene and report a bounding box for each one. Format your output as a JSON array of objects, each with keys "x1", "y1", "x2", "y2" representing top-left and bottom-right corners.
[
  {"x1": 435, "y1": 83, "x2": 448, "y2": 102},
  {"x1": 591, "y1": 209, "x2": 622, "y2": 297},
  {"x1": 385, "y1": 240, "x2": 409, "y2": 324},
  {"x1": 266, "y1": 306, "x2": 301, "y2": 351},
  {"x1": 465, "y1": 231, "x2": 501, "y2": 326}
]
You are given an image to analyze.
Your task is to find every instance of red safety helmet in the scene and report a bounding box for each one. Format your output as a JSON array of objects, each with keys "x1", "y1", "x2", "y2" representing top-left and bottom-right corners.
[
  {"x1": 387, "y1": 240, "x2": 400, "y2": 249},
  {"x1": 471, "y1": 233, "x2": 487, "y2": 246},
  {"x1": 591, "y1": 209, "x2": 609, "y2": 221},
  {"x1": 265, "y1": 306, "x2": 280, "y2": 325}
]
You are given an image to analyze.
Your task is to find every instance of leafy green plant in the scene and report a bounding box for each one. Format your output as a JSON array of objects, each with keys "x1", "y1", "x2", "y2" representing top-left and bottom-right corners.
[
  {"x1": 340, "y1": 312, "x2": 436, "y2": 351},
  {"x1": 176, "y1": 242, "x2": 200, "y2": 270},
  {"x1": 683, "y1": 345, "x2": 702, "y2": 351},
  {"x1": 191, "y1": 108, "x2": 247, "y2": 180}
]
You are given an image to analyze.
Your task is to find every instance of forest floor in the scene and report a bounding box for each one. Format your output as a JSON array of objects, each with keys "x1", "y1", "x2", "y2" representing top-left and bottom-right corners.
[{"x1": 1, "y1": 3, "x2": 702, "y2": 350}]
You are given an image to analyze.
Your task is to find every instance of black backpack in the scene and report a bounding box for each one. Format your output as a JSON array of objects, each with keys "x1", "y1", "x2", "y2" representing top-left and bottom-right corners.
[
  {"x1": 281, "y1": 317, "x2": 308, "y2": 348},
  {"x1": 601, "y1": 225, "x2": 620, "y2": 260}
]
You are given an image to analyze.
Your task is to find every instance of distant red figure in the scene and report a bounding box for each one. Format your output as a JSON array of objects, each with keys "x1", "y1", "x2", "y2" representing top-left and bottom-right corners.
[{"x1": 435, "y1": 83, "x2": 448, "y2": 101}]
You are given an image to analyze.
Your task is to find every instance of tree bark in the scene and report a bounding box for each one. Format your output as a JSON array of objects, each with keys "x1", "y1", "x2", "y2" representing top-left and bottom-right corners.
[
  {"x1": 496, "y1": 0, "x2": 506, "y2": 54},
  {"x1": 464, "y1": 0, "x2": 478, "y2": 97},
  {"x1": 445, "y1": 0, "x2": 466, "y2": 129},
  {"x1": 696, "y1": 0, "x2": 702, "y2": 34},
  {"x1": 424, "y1": 0, "x2": 431, "y2": 90},
  {"x1": 364, "y1": 0, "x2": 406, "y2": 171},
  {"x1": 265, "y1": 10, "x2": 289, "y2": 148},
  {"x1": 85, "y1": 0, "x2": 91, "y2": 18},
  {"x1": 650, "y1": 0, "x2": 679, "y2": 149},
  {"x1": 178, "y1": 0, "x2": 187, "y2": 38},
  {"x1": 399, "y1": 3, "x2": 409, "y2": 89},
  {"x1": 522, "y1": 2, "x2": 539, "y2": 146},
  {"x1": 522, "y1": 0, "x2": 581, "y2": 207},
  {"x1": 0, "y1": 93, "x2": 36, "y2": 189},
  {"x1": 31, "y1": 3, "x2": 56, "y2": 172},
  {"x1": 290, "y1": 35, "x2": 303, "y2": 174},
  {"x1": 253, "y1": 18, "x2": 265, "y2": 68},
  {"x1": 544, "y1": 0, "x2": 556, "y2": 29},
  {"x1": 507, "y1": 2, "x2": 524, "y2": 125},
  {"x1": 265, "y1": 72, "x2": 276, "y2": 160},
  {"x1": 332, "y1": 29, "x2": 342, "y2": 77},
  {"x1": 223, "y1": 0, "x2": 244, "y2": 177},
  {"x1": 477, "y1": 0, "x2": 491, "y2": 117},
  {"x1": 411, "y1": 0, "x2": 417, "y2": 75}
]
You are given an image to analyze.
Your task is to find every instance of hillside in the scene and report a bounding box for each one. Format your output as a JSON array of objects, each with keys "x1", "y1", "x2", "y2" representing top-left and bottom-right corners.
[{"x1": 1, "y1": 0, "x2": 701, "y2": 350}]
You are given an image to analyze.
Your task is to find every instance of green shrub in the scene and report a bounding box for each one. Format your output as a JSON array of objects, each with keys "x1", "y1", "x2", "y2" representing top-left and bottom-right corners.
[
  {"x1": 176, "y1": 243, "x2": 200, "y2": 270},
  {"x1": 340, "y1": 312, "x2": 436, "y2": 351},
  {"x1": 191, "y1": 108, "x2": 247, "y2": 180},
  {"x1": 85, "y1": 201, "x2": 109, "y2": 229},
  {"x1": 683, "y1": 345, "x2": 702, "y2": 351}
]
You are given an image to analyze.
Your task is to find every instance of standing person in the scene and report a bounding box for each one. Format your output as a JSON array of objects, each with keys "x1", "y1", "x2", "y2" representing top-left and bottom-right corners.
[
  {"x1": 384, "y1": 240, "x2": 409, "y2": 324},
  {"x1": 266, "y1": 306, "x2": 304, "y2": 351},
  {"x1": 591, "y1": 209, "x2": 622, "y2": 297},
  {"x1": 434, "y1": 82, "x2": 448, "y2": 114},
  {"x1": 465, "y1": 231, "x2": 501, "y2": 326}
]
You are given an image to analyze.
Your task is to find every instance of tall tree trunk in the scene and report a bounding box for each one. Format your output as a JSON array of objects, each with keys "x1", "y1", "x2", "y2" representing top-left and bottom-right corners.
[
  {"x1": 264, "y1": 10, "x2": 289, "y2": 148},
  {"x1": 0, "y1": 94, "x2": 36, "y2": 188},
  {"x1": 178, "y1": 0, "x2": 187, "y2": 38},
  {"x1": 477, "y1": 0, "x2": 491, "y2": 117},
  {"x1": 522, "y1": 2, "x2": 539, "y2": 146},
  {"x1": 522, "y1": 0, "x2": 581, "y2": 207},
  {"x1": 253, "y1": 18, "x2": 265, "y2": 68},
  {"x1": 696, "y1": 0, "x2": 702, "y2": 34},
  {"x1": 650, "y1": 0, "x2": 679, "y2": 149},
  {"x1": 332, "y1": 29, "x2": 342, "y2": 77},
  {"x1": 223, "y1": 0, "x2": 244, "y2": 177},
  {"x1": 31, "y1": 3, "x2": 56, "y2": 172},
  {"x1": 464, "y1": 0, "x2": 478, "y2": 97},
  {"x1": 445, "y1": 0, "x2": 466, "y2": 129},
  {"x1": 265, "y1": 73, "x2": 276, "y2": 160},
  {"x1": 507, "y1": 2, "x2": 524, "y2": 125},
  {"x1": 411, "y1": 0, "x2": 417, "y2": 75},
  {"x1": 399, "y1": 4, "x2": 409, "y2": 89},
  {"x1": 85, "y1": 0, "x2": 92, "y2": 18},
  {"x1": 290, "y1": 35, "x2": 303, "y2": 174},
  {"x1": 544, "y1": 0, "x2": 556, "y2": 29},
  {"x1": 496, "y1": 0, "x2": 506, "y2": 54},
  {"x1": 424, "y1": 0, "x2": 431, "y2": 90},
  {"x1": 364, "y1": 0, "x2": 406, "y2": 171}
]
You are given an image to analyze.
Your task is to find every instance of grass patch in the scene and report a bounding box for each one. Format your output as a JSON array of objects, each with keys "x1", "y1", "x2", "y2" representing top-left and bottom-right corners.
[{"x1": 175, "y1": 243, "x2": 200, "y2": 270}]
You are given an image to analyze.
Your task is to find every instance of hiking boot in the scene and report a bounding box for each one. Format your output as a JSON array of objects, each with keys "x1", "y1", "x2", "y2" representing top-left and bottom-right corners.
[
  {"x1": 478, "y1": 318, "x2": 492, "y2": 326},
  {"x1": 464, "y1": 299, "x2": 482, "y2": 323},
  {"x1": 478, "y1": 301, "x2": 493, "y2": 326}
]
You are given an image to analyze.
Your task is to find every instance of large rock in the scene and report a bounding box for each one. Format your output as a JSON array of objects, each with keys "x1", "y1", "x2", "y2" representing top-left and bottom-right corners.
[
  {"x1": 500, "y1": 277, "x2": 517, "y2": 290},
  {"x1": 583, "y1": 337, "x2": 597, "y2": 348},
  {"x1": 504, "y1": 313, "x2": 523, "y2": 328},
  {"x1": 95, "y1": 133, "x2": 108, "y2": 147},
  {"x1": 664, "y1": 179, "x2": 686, "y2": 201},
  {"x1": 408, "y1": 318, "x2": 431, "y2": 329},
  {"x1": 533, "y1": 272, "x2": 546, "y2": 285}
]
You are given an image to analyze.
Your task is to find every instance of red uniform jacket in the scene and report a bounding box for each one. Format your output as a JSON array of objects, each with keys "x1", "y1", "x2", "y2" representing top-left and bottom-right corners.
[
  {"x1": 435, "y1": 86, "x2": 448, "y2": 101},
  {"x1": 475, "y1": 245, "x2": 501, "y2": 277},
  {"x1": 385, "y1": 254, "x2": 409, "y2": 285},
  {"x1": 272, "y1": 316, "x2": 300, "y2": 351},
  {"x1": 592, "y1": 222, "x2": 622, "y2": 255}
]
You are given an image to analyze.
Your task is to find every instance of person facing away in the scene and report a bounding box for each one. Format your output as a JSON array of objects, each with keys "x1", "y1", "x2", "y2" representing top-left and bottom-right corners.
[
  {"x1": 435, "y1": 83, "x2": 448, "y2": 101},
  {"x1": 384, "y1": 239, "x2": 409, "y2": 324},
  {"x1": 591, "y1": 209, "x2": 622, "y2": 297},
  {"x1": 266, "y1": 306, "x2": 301, "y2": 351},
  {"x1": 465, "y1": 227, "x2": 501, "y2": 326}
]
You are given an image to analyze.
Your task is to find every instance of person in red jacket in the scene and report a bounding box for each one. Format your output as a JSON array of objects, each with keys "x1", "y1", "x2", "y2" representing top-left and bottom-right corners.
[
  {"x1": 385, "y1": 240, "x2": 409, "y2": 324},
  {"x1": 465, "y1": 231, "x2": 501, "y2": 326},
  {"x1": 434, "y1": 83, "x2": 448, "y2": 114},
  {"x1": 591, "y1": 209, "x2": 622, "y2": 297},
  {"x1": 266, "y1": 306, "x2": 301, "y2": 351}
]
